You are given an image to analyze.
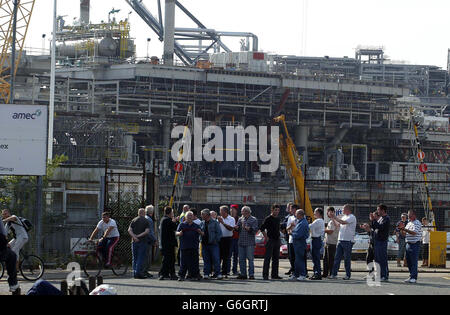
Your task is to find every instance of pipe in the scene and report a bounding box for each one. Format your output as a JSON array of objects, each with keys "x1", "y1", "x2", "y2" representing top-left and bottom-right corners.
[{"x1": 339, "y1": 121, "x2": 383, "y2": 129}]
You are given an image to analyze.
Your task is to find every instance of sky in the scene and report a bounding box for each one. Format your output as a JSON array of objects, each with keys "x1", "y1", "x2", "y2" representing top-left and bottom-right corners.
[{"x1": 25, "y1": 0, "x2": 450, "y2": 68}]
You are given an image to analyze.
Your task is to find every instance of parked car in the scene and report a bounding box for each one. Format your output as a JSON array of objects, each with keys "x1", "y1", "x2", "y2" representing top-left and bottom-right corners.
[
  {"x1": 254, "y1": 232, "x2": 290, "y2": 259},
  {"x1": 352, "y1": 233, "x2": 370, "y2": 260}
]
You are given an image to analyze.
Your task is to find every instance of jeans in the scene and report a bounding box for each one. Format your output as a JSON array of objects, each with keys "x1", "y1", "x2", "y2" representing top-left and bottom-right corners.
[
  {"x1": 293, "y1": 240, "x2": 307, "y2": 278},
  {"x1": 374, "y1": 239, "x2": 389, "y2": 279},
  {"x1": 406, "y1": 242, "x2": 420, "y2": 280},
  {"x1": 322, "y1": 244, "x2": 336, "y2": 277},
  {"x1": 228, "y1": 238, "x2": 239, "y2": 275},
  {"x1": 397, "y1": 238, "x2": 406, "y2": 259},
  {"x1": 332, "y1": 241, "x2": 354, "y2": 278},
  {"x1": 160, "y1": 246, "x2": 176, "y2": 277},
  {"x1": 202, "y1": 244, "x2": 221, "y2": 277},
  {"x1": 132, "y1": 241, "x2": 149, "y2": 277},
  {"x1": 287, "y1": 243, "x2": 295, "y2": 272},
  {"x1": 219, "y1": 237, "x2": 232, "y2": 275},
  {"x1": 179, "y1": 248, "x2": 200, "y2": 279},
  {"x1": 0, "y1": 247, "x2": 18, "y2": 287},
  {"x1": 311, "y1": 237, "x2": 322, "y2": 276},
  {"x1": 263, "y1": 239, "x2": 280, "y2": 278},
  {"x1": 238, "y1": 245, "x2": 255, "y2": 277}
]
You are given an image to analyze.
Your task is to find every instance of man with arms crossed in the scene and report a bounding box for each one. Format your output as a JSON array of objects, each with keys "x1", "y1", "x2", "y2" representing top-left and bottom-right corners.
[{"x1": 260, "y1": 204, "x2": 282, "y2": 280}]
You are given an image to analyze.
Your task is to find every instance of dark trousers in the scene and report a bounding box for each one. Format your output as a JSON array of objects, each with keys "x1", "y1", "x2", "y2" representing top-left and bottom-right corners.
[
  {"x1": 160, "y1": 246, "x2": 176, "y2": 277},
  {"x1": 179, "y1": 248, "x2": 200, "y2": 279},
  {"x1": 0, "y1": 247, "x2": 18, "y2": 287},
  {"x1": 288, "y1": 243, "x2": 295, "y2": 272},
  {"x1": 97, "y1": 237, "x2": 119, "y2": 265},
  {"x1": 263, "y1": 239, "x2": 280, "y2": 278},
  {"x1": 227, "y1": 238, "x2": 239, "y2": 275},
  {"x1": 322, "y1": 244, "x2": 336, "y2": 277},
  {"x1": 144, "y1": 242, "x2": 154, "y2": 273},
  {"x1": 132, "y1": 241, "x2": 149, "y2": 277},
  {"x1": 311, "y1": 237, "x2": 322, "y2": 276},
  {"x1": 219, "y1": 237, "x2": 232, "y2": 275},
  {"x1": 374, "y1": 239, "x2": 389, "y2": 279}
]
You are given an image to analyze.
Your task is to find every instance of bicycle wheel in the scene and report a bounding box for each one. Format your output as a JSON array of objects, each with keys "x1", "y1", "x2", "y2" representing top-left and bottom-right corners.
[
  {"x1": 0, "y1": 262, "x2": 4, "y2": 280},
  {"x1": 83, "y1": 253, "x2": 102, "y2": 278},
  {"x1": 20, "y1": 255, "x2": 45, "y2": 282},
  {"x1": 111, "y1": 254, "x2": 129, "y2": 277}
]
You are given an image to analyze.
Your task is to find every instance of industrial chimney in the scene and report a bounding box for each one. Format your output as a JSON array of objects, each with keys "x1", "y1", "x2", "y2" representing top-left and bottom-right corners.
[{"x1": 80, "y1": 0, "x2": 90, "y2": 26}]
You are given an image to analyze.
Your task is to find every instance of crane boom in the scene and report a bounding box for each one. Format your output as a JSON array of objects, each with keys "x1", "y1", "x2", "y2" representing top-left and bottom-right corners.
[
  {"x1": 0, "y1": 0, "x2": 36, "y2": 103},
  {"x1": 274, "y1": 114, "x2": 314, "y2": 219}
]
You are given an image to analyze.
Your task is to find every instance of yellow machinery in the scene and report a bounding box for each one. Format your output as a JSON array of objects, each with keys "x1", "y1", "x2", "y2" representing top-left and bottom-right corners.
[
  {"x1": 0, "y1": 0, "x2": 36, "y2": 103},
  {"x1": 169, "y1": 106, "x2": 193, "y2": 209},
  {"x1": 274, "y1": 114, "x2": 314, "y2": 219}
]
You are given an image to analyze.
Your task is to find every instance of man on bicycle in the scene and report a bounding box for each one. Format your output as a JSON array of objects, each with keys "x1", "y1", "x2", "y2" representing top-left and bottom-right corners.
[
  {"x1": 2, "y1": 209, "x2": 29, "y2": 269},
  {"x1": 89, "y1": 212, "x2": 120, "y2": 268}
]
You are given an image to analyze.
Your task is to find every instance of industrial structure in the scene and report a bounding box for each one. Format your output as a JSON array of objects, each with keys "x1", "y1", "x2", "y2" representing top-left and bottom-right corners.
[{"x1": 2, "y1": 0, "x2": 450, "y2": 255}]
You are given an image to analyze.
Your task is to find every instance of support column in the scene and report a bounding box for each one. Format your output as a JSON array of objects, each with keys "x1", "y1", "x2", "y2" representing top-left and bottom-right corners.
[
  {"x1": 163, "y1": 0, "x2": 175, "y2": 66},
  {"x1": 163, "y1": 119, "x2": 171, "y2": 172}
]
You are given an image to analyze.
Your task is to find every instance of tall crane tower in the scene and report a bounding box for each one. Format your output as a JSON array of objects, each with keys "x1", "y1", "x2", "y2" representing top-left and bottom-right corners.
[{"x1": 0, "y1": 0, "x2": 36, "y2": 104}]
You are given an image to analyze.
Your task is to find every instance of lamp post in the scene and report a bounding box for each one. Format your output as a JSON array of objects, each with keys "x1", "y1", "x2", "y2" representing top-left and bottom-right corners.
[
  {"x1": 10, "y1": 0, "x2": 18, "y2": 104},
  {"x1": 147, "y1": 38, "x2": 151, "y2": 61},
  {"x1": 48, "y1": 0, "x2": 57, "y2": 162}
]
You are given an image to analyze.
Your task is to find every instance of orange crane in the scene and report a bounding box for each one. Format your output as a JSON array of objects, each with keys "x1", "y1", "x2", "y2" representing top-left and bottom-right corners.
[
  {"x1": 274, "y1": 114, "x2": 314, "y2": 220},
  {"x1": 0, "y1": 0, "x2": 36, "y2": 103}
]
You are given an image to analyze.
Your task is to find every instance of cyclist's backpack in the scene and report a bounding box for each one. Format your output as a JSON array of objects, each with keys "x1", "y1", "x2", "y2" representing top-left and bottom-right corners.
[{"x1": 14, "y1": 217, "x2": 33, "y2": 232}]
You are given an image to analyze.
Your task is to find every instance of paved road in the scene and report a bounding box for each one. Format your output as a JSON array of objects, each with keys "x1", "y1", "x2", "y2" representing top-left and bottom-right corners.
[{"x1": 1, "y1": 259, "x2": 449, "y2": 296}]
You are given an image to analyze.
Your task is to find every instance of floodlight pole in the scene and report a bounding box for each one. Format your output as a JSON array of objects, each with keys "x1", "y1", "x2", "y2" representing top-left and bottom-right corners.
[{"x1": 48, "y1": 0, "x2": 57, "y2": 162}]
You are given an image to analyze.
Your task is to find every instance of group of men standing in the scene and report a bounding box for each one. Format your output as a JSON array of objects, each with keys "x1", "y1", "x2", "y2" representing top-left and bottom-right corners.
[
  {"x1": 106, "y1": 202, "x2": 426, "y2": 284},
  {"x1": 159, "y1": 204, "x2": 260, "y2": 281}
]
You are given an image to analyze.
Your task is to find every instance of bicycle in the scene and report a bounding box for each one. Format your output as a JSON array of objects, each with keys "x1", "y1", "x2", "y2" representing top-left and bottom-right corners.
[
  {"x1": 82, "y1": 239, "x2": 128, "y2": 278},
  {"x1": 0, "y1": 249, "x2": 45, "y2": 282}
]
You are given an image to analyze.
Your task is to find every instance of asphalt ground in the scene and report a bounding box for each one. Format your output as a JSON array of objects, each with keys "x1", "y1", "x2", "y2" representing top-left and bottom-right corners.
[{"x1": 1, "y1": 259, "x2": 449, "y2": 296}]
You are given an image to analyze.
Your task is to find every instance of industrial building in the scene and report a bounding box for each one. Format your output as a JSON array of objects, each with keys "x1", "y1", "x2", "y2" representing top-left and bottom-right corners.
[{"x1": 3, "y1": 0, "x2": 450, "y2": 255}]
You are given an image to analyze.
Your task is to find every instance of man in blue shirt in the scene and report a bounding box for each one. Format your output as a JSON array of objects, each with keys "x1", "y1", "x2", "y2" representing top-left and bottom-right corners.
[
  {"x1": 289, "y1": 209, "x2": 310, "y2": 281},
  {"x1": 200, "y1": 209, "x2": 223, "y2": 280},
  {"x1": 176, "y1": 211, "x2": 202, "y2": 281},
  {"x1": 370, "y1": 204, "x2": 391, "y2": 282}
]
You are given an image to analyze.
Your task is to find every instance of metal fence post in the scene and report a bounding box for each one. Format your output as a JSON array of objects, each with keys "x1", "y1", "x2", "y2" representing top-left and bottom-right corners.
[{"x1": 36, "y1": 176, "x2": 43, "y2": 257}]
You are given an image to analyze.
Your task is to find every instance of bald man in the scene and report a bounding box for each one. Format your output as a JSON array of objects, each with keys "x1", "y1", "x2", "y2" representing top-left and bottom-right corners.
[{"x1": 128, "y1": 209, "x2": 151, "y2": 279}]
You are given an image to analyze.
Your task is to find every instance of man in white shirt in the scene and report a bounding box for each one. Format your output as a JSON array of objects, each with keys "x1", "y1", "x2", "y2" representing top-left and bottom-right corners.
[
  {"x1": 398, "y1": 210, "x2": 422, "y2": 283},
  {"x1": 2, "y1": 209, "x2": 29, "y2": 268},
  {"x1": 286, "y1": 204, "x2": 300, "y2": 276},
  {"x1": 217, "y1": 206, "x2": 236, "y2": 277},
  {"x1": 421, "y1": 217, "x2": 432, "y2": 267},
  {"x1": 323, "y1": 207, "x2": 340, "y2": 278},
  {"x1": 309, "y1": 208, "x2": 325, "y2": 280},
  {"x1": 89, "y1": 212, "x2": 120, "y2": 267},
  {"x1": 329, "y1": 204, "x2": 357, "y2": 280},
  {"x1": 0, "y1": 213, "x2": 19, "y2": 293}
]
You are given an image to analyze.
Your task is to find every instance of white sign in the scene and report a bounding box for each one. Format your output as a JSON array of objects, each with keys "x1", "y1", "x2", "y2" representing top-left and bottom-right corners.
[
  {"x1": 324, "y1": 205, "x2": 345, "y2": 223},
  {"x1": 70, "y1": 238, "x2": 91, "y2": 256},
  {"x1": 0, "y1": 104, "x2": 48, "y2": 176}
]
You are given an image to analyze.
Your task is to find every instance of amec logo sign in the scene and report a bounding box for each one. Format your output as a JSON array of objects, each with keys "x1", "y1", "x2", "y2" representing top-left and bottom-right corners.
[{"x1": 12, "y1": 110, "x2": 42, "y2": 120}]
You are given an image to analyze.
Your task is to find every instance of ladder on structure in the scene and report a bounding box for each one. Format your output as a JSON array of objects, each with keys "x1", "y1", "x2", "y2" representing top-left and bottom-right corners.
[
  {"x1": 169, "y1": 106, "x2": 194, "y2": 212},
  {"x1": 409, "y1": 107, "x2": 436, "y2": 228}
]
